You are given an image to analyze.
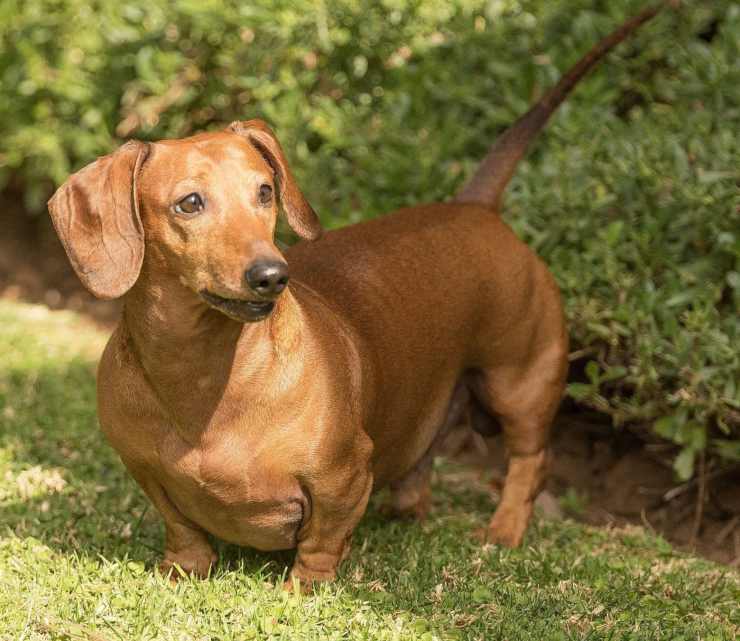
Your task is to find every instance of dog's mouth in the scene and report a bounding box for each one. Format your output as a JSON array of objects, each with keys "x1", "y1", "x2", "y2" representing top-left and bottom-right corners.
[{"x1": 200, "y1": 290, "x2": 275, "y2": 323}]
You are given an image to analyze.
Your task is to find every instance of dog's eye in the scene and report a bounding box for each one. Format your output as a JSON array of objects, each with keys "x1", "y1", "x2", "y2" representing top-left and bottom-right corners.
[
  {"x1": 258, "y1": 184, "x2": 273, "y2": 205},
  {"x1": 174, "y1": 193, "x2": 204, "y2": 215}
]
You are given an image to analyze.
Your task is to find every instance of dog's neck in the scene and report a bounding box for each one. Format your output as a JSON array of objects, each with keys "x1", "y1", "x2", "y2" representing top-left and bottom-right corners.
[{"x1": 121, "y1": 263, "x2": 303, "y2": 441}]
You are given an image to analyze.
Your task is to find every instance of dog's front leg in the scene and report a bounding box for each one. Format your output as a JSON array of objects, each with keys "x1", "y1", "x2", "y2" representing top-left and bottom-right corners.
[
  {"x1": 288, "y1": 468, "x2": 373, "y2": 590},
  {"x1": 129, "y1": 467, "x2": 217, "y2": 580},
  {"x1": 160, "y1": 516, "x2": 218, "y2": 581}
]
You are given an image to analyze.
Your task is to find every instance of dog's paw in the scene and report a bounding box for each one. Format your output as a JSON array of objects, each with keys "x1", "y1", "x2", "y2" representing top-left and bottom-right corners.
[
  {"x1": 284, "y1": 565, "x2": 336, "y2": 593},
  {"x1": 282, "y1": 575, "x2": 316, "y2": 594},
  {"x1": 159, "y1": 548, "x2": 218, "y2": 581},
  {"x1": 379, "y1": 490, "x2": 431, "y2": 522},
  {"x1": 486, "y1": 507, "x2": 530, "y2": 548},
  {"x1": 379, "y1": 501, "x2": 430, "y2": 522}
]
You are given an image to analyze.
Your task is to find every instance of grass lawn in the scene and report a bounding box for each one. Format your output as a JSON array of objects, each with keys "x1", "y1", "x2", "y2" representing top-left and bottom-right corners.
[{"x1": 0, "y1": 299, "x2": 737, "y2": 640}]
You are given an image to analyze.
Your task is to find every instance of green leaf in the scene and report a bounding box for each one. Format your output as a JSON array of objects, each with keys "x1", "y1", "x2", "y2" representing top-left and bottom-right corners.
[
  {"x1": 654, "y1": 415, "x2": 679, "y2": 440},
  {"x1": 673, "y1": 447, "x2": 696, "y2": 481},
  {"x1": 604, "y1": 221, "x2": 624, "y2": 246},
  {"x1": 585, "y1": 360, "x2": 601, "y2": 384},
  {"x1": 567, "y1": 383, "x2": 594, "y2": 400},
  {"x1": 712, "y1": 440, "x2": 740, "y2": 462},
  {"x1": 601, "y1": 366, "x2": 628, "y2": 382}
]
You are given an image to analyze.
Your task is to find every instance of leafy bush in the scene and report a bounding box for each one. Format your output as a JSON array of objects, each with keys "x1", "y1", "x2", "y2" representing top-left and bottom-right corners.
[{"x1": 1, "y1": 0, "x2": 737, "y2": 477}]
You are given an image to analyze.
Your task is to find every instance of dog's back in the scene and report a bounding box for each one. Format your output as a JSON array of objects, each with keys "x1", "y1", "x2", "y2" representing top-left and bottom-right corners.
[{"x1": 287, "y1": 202, "x2": 565, "y2": 485}]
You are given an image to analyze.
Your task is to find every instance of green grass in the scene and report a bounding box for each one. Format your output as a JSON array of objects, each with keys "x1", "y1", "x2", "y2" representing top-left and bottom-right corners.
[{"x1": 0, "y1": 300, "x2": 738, "y2": 640}]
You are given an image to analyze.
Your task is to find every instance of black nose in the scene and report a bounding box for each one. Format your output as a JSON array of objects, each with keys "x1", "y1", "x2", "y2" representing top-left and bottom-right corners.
[{"x1": 245, "y1": 261, "x2": 289, "y2": 298}]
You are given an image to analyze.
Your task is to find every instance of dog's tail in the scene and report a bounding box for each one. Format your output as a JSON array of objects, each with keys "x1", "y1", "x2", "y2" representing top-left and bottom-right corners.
[{"x1": 454, "y1": 2, "x2": 668, "y2": 210}]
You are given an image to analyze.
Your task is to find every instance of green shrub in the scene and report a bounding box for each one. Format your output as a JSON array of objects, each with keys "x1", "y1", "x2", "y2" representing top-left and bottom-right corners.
[{"x1": 1, "y1": 0, "x2": 737, "y2": 477}]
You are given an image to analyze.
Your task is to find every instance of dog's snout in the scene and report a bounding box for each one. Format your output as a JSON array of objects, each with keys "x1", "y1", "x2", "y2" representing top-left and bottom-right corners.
[{"x1": 245, "y1": 261, "x2": 289, "y2": 298}]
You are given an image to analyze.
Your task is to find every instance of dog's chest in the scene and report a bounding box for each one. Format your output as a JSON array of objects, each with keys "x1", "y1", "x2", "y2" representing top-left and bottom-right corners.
[{"x1": 157, "y1": 430, "x2": 304, "y2": 551}]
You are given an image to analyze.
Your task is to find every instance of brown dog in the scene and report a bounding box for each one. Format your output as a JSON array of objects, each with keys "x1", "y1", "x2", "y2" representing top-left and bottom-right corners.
[{"x1": 48, "y1": 5, "x2": 665, "y2": 586}]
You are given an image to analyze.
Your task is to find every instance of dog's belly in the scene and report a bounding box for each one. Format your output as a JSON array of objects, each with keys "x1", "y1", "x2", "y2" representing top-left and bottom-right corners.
[
  {"x1": 158, "y1": 434, "x2": 304, "y2": 551},
  {"x1": 371, "y1": 377, "x2": 459, "y2": 486}
]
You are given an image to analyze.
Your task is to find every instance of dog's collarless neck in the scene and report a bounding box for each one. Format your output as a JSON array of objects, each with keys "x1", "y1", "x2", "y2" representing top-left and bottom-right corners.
[{"x1": 120, "y1": 269, "x2": 304, "y2": 440}]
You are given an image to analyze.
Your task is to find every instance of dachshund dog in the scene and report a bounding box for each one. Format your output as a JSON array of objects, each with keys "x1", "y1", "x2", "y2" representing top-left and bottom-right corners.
[{"x1": 48, "y1": 4, "x2": 666, "y2": 587}]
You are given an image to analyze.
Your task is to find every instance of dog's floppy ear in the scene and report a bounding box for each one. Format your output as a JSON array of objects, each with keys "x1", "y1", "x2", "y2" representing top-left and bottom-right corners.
[
  {"x1": 228, "y1": 119, "x2": 322, "y2": 240},
  {"x1": 48, "y1": 141, "x2": 149, "y2": 299}
]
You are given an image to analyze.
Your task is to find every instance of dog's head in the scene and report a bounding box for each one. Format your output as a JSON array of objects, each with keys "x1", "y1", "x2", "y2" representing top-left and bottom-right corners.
[{"x1": 47, "y1": 120, "x2": 321, "y2": 322}]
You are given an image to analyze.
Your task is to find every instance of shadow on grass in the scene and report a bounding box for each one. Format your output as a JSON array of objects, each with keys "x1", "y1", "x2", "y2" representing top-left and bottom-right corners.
[
  {"x1": 2, "y1": 359, "x2": 150, "y2": 559},
  {"x1": 0, "y1": 357, "x2": 297, "y2": 574}
]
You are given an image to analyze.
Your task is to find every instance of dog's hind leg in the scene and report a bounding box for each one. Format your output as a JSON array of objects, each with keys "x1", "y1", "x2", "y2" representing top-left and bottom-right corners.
[
  {"x1": 386, "y1": 456, "x2": 434, "y2": 521},
  {"x1": 385, "y1": 382, "x2": 470, "y2": 521},
  {"x1": 472, "y1": 339, "x2": 568, "y2": 547}
]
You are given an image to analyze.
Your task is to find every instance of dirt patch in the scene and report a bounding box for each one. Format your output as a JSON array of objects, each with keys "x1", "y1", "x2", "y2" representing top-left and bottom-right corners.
[
  {"x1": 445, "y1": 412, "x2": 740, "y2": 566},
  {"x1": 2, "y1": 195, "x2": 739, "y2": 566}
]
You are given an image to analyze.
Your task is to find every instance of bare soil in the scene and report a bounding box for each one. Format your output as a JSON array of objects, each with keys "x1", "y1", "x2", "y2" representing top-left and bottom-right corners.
[
  {"x1": 2, "y1": 203, "x2": 738, "y2": 566},
  {"x1": 445, "y1": 412, "x2": 740, "y2": 566}
]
